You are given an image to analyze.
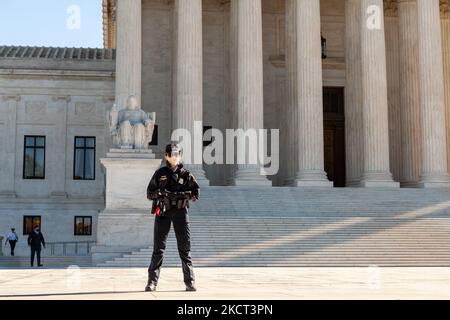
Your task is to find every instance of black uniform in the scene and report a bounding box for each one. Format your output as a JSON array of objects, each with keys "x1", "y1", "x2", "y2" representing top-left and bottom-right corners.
[
  {"x1": 146, "y1": 163, "x2": 200, "y2": 286},
  {"x1": 27, "y1": 231, "x2": 45, "y2": 266}
]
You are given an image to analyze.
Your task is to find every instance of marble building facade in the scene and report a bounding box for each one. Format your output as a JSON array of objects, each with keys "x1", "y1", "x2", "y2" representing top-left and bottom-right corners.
[
  {"x1": 0, "y1": 0, "x2": 450, "y2": 254},
  {"x1": 104, "y1": 0, "x2": 450, "y2": 188}
]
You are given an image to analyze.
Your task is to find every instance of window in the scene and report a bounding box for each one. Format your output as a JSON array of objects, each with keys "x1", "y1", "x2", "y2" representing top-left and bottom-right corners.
[
  {"x1": 23, "y1": 136, "x2": 46, "y2": 179},
  {"x1": 74, "y1": 137, "x2": 96, "y2": 180},
  {"x1": 74, "y1": 216, "x2": 92, "y2": 236},
  {"x1": 149, "y1": 125, "x2": 158, "y2": 146},
  {"x1": 23, "y1": 216, "x2": 41, "y2": 235}
]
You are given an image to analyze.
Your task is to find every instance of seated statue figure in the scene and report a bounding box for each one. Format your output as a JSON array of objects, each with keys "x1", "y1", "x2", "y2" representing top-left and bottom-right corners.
[{"x1": 109, "y1": 95, "x2": 156, "y2": 150}]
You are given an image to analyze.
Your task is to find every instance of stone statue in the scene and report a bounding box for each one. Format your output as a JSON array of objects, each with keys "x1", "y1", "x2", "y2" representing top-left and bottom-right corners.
[{"x1": 108, "y1": 95, "x2": 156, "y2": 150}]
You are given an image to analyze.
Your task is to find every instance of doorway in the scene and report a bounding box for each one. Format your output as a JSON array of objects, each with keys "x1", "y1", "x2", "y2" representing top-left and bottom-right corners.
[{"x1": 323, "y1": 87, "x2": 346, "y2": 187}]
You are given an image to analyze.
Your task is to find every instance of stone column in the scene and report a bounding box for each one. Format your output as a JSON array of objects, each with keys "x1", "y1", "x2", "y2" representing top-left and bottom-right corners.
[
  {"x1": 50, "y1": 96, "x2": 70, "y2": 198},
  {"x1": 231, "y1": 0, "x2": 271, "y2": 186},
  {"x1": 115, "y1": 0, "x2": 142, "y2": 108},
  {"x1": 226, "y1": 0, "x2": 238, "y2": 185},
  {"x1": 172, "y1": 0, "x2": 209, "y2": 185},
  {"x1": 0, "y1": 95, "x2": 19, "y2": 198},
  {"x1": 359, "y1": 0, "x2": 398, "y2": 187},
  {"x1": 293, "y1": 0, "x2": 332, "y2": 187},
  {"x1": 385, "y1": 14, "x2": 402, "y2": 183},
  {"x1": 345, "y1": 0, "x2": 364, "y2": 187},
  {"x1": 442, "y1": 14, "x2": 450, "y2": 174},
  {"x1": 284, "y1": 0, "x2": 298, "y2": 185},
  {"x1": 398, "y1": 0, "x2": 421, "y2": 187},
  {"x1": 416, "y1": 0, "x2": 450, "y2": 187}
]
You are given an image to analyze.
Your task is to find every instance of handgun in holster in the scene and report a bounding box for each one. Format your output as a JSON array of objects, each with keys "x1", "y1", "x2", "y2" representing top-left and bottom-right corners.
[
  {"x1": 151, "y1": 197, "x2": 170, "y2": 217},
  {"x1": 150, "y1": 188, "x2": 170, "y2": 216}
]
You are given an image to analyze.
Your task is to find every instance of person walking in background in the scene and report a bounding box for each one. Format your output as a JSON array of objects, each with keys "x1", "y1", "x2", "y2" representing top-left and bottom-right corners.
[
  {"x1": 5, "y1": 228, "x2": 19, "y2": 256},
  {"x1": 27, "y1": 226, "x2": 45, "y2": 267}
]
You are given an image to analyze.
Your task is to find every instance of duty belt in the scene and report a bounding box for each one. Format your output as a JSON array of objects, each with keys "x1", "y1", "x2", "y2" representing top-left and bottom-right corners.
[{"x1": 170, "y1": 199, "x2": 189, "y2": 209}]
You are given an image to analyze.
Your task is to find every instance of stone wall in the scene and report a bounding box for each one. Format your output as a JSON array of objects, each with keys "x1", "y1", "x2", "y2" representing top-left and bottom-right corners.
[{"x1": 0, "y1": 51, "x2": 114, "y2": 256}]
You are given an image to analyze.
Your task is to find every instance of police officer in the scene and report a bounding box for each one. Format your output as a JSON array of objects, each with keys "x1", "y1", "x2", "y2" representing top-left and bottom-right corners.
[{"x1": 145, "y1": 143, "x2": 200, "y2": 292}]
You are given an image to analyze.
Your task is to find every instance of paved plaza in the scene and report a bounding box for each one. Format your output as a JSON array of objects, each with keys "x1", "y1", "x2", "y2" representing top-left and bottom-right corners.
[{"x1": 0, "y1": 267, "x2": 450, "y2": 300}]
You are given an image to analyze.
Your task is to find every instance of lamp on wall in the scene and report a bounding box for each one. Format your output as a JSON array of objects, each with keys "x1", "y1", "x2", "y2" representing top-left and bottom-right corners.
[{"x1": 321, "y1": 33, "x2": 327, "y2": 59}]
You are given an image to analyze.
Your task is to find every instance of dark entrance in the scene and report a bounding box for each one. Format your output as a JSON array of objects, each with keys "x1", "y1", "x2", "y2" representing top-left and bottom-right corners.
[{"x1": 323, "y1": 87, "x2": 346, "y2": 187}]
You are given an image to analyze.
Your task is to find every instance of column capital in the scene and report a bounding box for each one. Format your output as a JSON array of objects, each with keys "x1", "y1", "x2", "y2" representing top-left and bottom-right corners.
[
  {"x1": 384, "y1": 0, "x2": 398, "y2": 17},
  {"x1": 441, "y1": 0, "x2": 450, "y2": 19}
]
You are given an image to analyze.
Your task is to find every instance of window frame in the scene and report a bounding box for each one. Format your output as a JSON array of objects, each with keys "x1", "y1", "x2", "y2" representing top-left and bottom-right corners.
[
  {"x1": 73, "y1": 136, "x2": 96, "y2": 181},
  {"x1": 23, "y1": 215, "x2": 41, "y2": 235},
  {"x1": 74, "y1": 216, "x2": 93, "y2": 236},
  {"x1": 23, "y1": 135, "x2": 46, "y2": 180}
]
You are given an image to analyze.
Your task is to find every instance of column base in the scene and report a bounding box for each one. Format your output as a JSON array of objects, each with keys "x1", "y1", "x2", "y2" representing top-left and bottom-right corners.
[
  {"x1": 233, "y1": 179, "x2": 273, "y2": 187},
  {"x1": 295, "y1": 170, "x2": 333, "y2": 188},
  {"x1": 418, "y1": 173, "x2": 450, "y2": 188},
  {"x1": 283, "y1": 178, "x2": 295, "y2": 186},
  {"x1": 295, "y1": 180, "x2": 333, "y2": 187},
  {"x1": 400, "y1": 180, "x2": 421, "y2": 188},
  {"x1": 360, "y1": 180, "x2": 400, "y2": 188},
  {"x1": 360, "y1": 172, "x2": 399, "y2": 188},
  {"x1": 346, "y1": 179, "x2": 362, "y2": 187},
  {"x1": 232, "y1": 166, "x2": 272, "y2": 186},
  {"x1": 417, "y1": 182, "x2": 450, "y2": 188}
]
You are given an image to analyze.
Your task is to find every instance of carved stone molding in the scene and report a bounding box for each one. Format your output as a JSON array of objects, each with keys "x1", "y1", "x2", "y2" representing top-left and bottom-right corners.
[
  {"x1": 102, "y1": 0, "x2": 117, "y2": 48},
  {"x1": 102, "y1": 96, "x2": 115, "y2": 103},
  {"x1": 441, "y1": 0, "x2": 450, "y2": 19},
  {"x1": 25, "y1": 101, "x2": 47, "y2": 114},
  {"x1": 51, "y1": 95, "x2": 71, "y2": 103},
  {"x1": 384, "y1": 0, "x2": 398, "y2": 17},
  {"x1": 75, "y1": 102, "x2": 96, "y2": 115},
  {"x1": 1, "y1": 95, "x2": 21, "y2": 102}
]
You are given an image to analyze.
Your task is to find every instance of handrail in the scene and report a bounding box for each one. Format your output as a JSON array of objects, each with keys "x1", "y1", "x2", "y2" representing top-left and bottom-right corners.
[{"x1": 46, "y1": 241, "x2": 95, "y2": 256}]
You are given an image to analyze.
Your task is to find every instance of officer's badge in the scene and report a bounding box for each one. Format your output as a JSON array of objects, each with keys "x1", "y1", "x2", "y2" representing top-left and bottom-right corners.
[
  {"x1": 178, "y1": 178, "x2": 184, "y2": 184},
  {"x1": 160, "y1": 175, "x2": 167, "y2": 180}
]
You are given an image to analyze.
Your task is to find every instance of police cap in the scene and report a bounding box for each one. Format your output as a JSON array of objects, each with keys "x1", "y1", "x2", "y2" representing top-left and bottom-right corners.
[{"x1": 165, "y1": 143, "x2": 182, "y2": 157}]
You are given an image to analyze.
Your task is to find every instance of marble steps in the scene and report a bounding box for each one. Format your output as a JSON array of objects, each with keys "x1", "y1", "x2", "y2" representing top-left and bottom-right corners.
[
  {"x1": 99, "y1": 187, "x2": 450, "y2": 267},
  {"x1": 0, "y1": 256, "x2": 92, "y2": 268}
]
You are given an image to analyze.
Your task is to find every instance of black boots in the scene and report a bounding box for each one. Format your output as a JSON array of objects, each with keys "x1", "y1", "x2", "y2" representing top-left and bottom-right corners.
[
  {"x1": 185, "y1": 281, "x2": 197, "y2": 292},
  {"x1": 145, "y1": 280, "x2": 196, "y2": 292},
  {"x1": 145, "y1": 280, "x2": 157, "y2": 292}
]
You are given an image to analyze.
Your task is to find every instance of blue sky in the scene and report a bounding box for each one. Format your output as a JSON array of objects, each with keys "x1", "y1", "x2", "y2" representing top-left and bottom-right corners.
[{"x1": 0, "y1": 0, "x2": 103, "y2": 48}]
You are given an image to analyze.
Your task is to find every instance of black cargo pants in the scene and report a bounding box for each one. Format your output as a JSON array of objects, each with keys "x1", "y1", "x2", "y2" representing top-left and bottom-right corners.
[{"x1": 148, "y1": 208, "x2": 195, "y2": 284}]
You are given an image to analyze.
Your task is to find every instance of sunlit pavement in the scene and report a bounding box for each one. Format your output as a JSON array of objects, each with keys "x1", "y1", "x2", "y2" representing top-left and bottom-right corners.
[{"x1": 0, "y1": 267, "x2": 450, "y2": 300}]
